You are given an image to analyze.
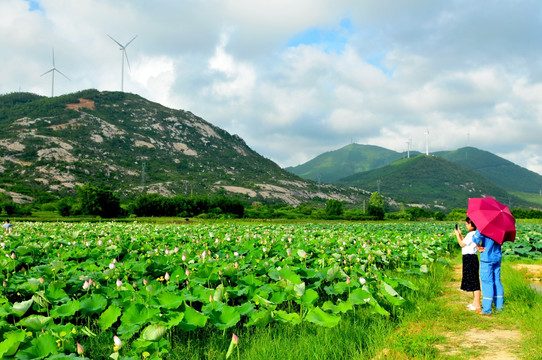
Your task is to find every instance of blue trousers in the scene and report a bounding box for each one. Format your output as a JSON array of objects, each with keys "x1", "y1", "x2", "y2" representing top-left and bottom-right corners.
[{"x1": 480, "y1": 261, "x2": 503, "y2": 314}]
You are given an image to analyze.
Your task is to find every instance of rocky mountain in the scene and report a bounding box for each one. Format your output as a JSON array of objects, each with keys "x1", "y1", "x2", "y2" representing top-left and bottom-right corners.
[{"x1": 0, "y1": 90, "x2": 365, "y2": 206}]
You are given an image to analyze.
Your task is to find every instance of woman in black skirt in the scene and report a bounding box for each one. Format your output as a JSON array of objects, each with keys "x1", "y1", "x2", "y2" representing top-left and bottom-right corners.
[{"x1": 454, "y1": 217, "x2": 481, "y2": 311}]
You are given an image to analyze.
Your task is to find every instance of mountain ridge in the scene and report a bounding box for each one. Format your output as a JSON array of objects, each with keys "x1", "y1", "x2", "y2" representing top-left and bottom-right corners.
[{"x1": 0, "y1": 90, "x2": 366, "y2": 206}]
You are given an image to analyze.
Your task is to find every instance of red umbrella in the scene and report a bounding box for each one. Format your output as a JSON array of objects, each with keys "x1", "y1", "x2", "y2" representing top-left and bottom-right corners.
[{"x1": 467, "y1": 197, "x2": 516, "y2": 244}]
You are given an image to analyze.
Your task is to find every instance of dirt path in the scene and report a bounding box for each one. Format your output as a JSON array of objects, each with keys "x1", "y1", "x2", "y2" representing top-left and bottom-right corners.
[{"x1": 435, "y1": 264, "x2": 522, "y2": 359}]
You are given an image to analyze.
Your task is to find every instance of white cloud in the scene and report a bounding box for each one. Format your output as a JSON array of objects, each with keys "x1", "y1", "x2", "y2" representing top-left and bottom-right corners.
[{"x1": 2, "y1": 0, "x2": 542, "y2": 178}]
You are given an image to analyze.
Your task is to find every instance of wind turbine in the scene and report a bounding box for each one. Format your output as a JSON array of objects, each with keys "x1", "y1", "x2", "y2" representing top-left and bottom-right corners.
[
  {"x1": 40, "y1": 48, "x2": 70, "y2": 97},
  {"x1": 424, "y1": 129, "x2": 429, "y2": 155},
  {"x1": 107, "y1": 34, "x2": 137, "y2": 92}
]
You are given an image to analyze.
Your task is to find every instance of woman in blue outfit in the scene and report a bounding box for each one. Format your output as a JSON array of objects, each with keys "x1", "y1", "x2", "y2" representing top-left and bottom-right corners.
[{"x1": 472, "y1": 229, "x2": 503, "y2": 315}]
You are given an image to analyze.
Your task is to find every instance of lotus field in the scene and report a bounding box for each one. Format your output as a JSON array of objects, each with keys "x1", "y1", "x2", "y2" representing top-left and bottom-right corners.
[{"x1": 0, "y1": 221, "x2": 536, "y2": 358}]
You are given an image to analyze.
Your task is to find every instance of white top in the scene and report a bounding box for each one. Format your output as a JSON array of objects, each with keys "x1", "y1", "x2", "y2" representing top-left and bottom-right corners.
[{"x1": 462, "y1": 231, "x2": 478, "y2": 255}]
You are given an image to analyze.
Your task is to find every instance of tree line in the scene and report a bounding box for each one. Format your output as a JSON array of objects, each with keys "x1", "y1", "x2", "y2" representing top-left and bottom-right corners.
[{"x1": 2, "y1": 185, "x2": 542, "y2": 220}]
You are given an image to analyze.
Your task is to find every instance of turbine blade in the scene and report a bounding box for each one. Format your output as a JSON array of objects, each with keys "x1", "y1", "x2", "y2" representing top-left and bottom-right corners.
[
  {"x1": 56, "y1": 68, "x2": 70, "y2": 81},
  {"x1": 52, "y1": 48, "x2": 55, "y2": 67},
  {"x1": 124, "y1": 50, "x2": 132, "y2": 71},
  {"x1": 107, "y1": 34, "x2": 124, "y2": 48},
  {"x1": 41, "y1": 69, "x2": 54, "y2": 77},
  {"x1": 125, "y1": 35, "x2": 137, "y2": 48}
]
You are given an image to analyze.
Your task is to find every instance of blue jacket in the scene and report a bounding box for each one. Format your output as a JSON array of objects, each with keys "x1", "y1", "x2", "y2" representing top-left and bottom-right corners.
[{"x1": 472, "y1": 230, "x2": 502, "y2": 263}]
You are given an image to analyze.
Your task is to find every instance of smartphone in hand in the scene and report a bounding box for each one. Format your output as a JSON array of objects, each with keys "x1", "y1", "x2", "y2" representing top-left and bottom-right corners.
[{"x1": 455, "y1": 223, "x2": 459, "y2": 230}]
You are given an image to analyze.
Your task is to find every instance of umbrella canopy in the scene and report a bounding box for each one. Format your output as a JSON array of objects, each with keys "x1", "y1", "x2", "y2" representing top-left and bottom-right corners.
[{"x1": 467, "y1": 197, "x2": 516, "y2": 244}]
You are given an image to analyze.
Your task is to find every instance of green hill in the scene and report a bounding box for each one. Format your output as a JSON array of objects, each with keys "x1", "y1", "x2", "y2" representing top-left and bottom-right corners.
[
  {"x1": 434, "y1": 147, "x2": 542, "y2": 194},
  {"x1": 336, "y1": 155, "x2": 530, "y2": 211},
  {"x1": 0, "y1": 90, "x2": 364, "y2": 206},
  {"x1": 285, "y1": 143, "x2": 419, "y2": 183}
]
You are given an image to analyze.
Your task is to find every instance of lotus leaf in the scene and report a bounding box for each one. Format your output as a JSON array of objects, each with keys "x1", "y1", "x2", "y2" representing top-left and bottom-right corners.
[
  {"x1": 209, "y1": 305, "x2": 240, "y2": 330},
  {"x1": 79, "y1": 294, "x2": 107, "y2": 315},
  {"x1": 274, "y1": 310, "x2": 301, "y2": 325},
  {"x1": 18, "y1": 315, "x2": 52, "y2": 331},
  {"x1": 0, "y1": 329, "x2": 25, "y2": 357},
  {"x1": 98, "y1": 304, "x2": 122, "y2": 331},
  {"x1": 12, "y1": 299, "x2": 33, "y2": 317},
  {"x1": 13, "y1": 333, "x2": 57, "y2": 359},
  {"x1": 50, "y1": 300, "x2": 80, "y2": 319},
  {"x1": 322, "y1": 300, "x2": 353, "y2": 314},
  {"x1": 177, "y1": 306, "x2": 208, "y2": 331},
  {"x1": 305, "y1": 307, "x2": 340, "y2": 328}
]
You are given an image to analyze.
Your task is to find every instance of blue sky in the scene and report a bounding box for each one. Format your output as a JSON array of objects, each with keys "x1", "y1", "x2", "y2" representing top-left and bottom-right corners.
[{"x1": 2, "y1": 0, "x2": 542, "y2": 176}]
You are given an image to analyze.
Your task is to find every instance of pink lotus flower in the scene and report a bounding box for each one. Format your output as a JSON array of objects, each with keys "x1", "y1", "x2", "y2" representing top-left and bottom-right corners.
[
  {"x1": 77, "y1": 343, "x2": 84, "y2": 355},
  {"x1": 83, "y1": 280, "x2": 90, "y2": 290},
  {"x1": 97, "y1": 240, "x2": 103, "y2": 246},
  {"x1": 113, "y1": 335, "x2": 122, "y2": 351},
  {"x1": 174, "y1": 247, "x2": 179, "y2": 253}
]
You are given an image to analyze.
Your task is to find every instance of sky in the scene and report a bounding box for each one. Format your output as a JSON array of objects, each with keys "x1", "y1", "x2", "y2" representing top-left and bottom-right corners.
[{"x1": 2, "y1": 0, "x2": 542, "y2": 177}]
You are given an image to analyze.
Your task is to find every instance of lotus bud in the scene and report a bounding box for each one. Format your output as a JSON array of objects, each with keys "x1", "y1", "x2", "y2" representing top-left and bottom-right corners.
[
  {"x1": 233, "y1": 251, "x2": 239, "y2": 257},
  {"x1": 359, "y1": 277, "x2": 366, "y2": 285},
  {"x1": 2, "y1": 281, "x2": 6, "y2": 287},
  {"x1": 109, "y1": 263, "x2": 115, "y2": 270},
  {"x1": 165, "y1": 249, "x2": 170, "y2": 255},
  {"x1": 97, "y1": 240, "x2": 103, "y2": 246},
  {"x1": 182, "y1": 253, "x2": 187, "y2": 261},
  {"x1": 185, "y1": 269, "x2": 190, "y2": 277},
  {"x1": 77, "y1": 343, "x2": 84, "y2": 355},
  {"x1": 113, "y1": 335, "x2": 122, "y2": 351},
  {"x1": 11, "y1": 252, "x2": 15, "y2": 259},
  {"x1": 164, "y1": 272, "x2": 170, "y2": 281},
  {"x1": 143, "y1": 278, "x2": 148, "y2": 286},
  {"x1": 209, "y1": 295, "x2": 213, "y2": 303},
  {"x1": 116, "y1": 279, "x2": 122, "y2": 288},
  {"x1": 39, "y1": 277, "x2": 44, "y2": 284},
  {"x1": 234, "y1": 262, "x2": 239, "y2": 269},
  {"x1": 174, "y1": 247, "x2": 179, "y2": 253},
  {"x1": 346, "y1": 277, "x2": 351, "y2": 285},
  {"x1": 232, "y1": 333, "x2": 239, "y2": 345},
  {"x1": 286, "y1": 249, "x2": 292, "y2": 256},
  {"x1": 83, "y1": 280, "x2": 90, "y2": 290}
]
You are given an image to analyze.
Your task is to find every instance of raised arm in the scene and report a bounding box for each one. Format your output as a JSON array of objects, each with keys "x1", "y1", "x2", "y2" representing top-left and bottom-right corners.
[{"x1": 454, "y1": 228, "x2": 467, "y2": 248}]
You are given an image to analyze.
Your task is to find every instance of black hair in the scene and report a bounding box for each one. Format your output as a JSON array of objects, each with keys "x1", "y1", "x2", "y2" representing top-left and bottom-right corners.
[{"x1": 465, "y1": 217, "x2": 476, "y2": 230}]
